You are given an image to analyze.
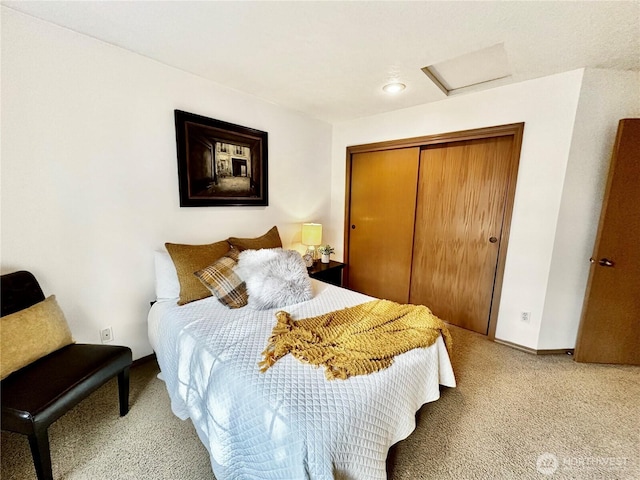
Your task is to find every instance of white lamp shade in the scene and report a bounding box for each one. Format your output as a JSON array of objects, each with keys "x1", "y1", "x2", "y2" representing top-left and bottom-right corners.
[{"x1": 301, "y1": 223, "x2": 322, "y2": 246}]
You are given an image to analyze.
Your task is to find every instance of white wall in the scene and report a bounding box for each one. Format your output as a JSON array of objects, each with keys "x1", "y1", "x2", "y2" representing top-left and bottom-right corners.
[
  {"x1": 1, "y1": 9, "x2": 332, "y2": 359},
  {"x1": 538, "y1": 68, "x2": 640, "y2": 349},
  {"x1": 331, "y1": 70, "x2": 586, "y2": 350}
]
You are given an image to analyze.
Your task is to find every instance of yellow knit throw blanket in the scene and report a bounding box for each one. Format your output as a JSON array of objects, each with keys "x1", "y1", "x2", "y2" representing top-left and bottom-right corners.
[{"x1": 259, "y1": 300, "x2": 452, "y2": 380}]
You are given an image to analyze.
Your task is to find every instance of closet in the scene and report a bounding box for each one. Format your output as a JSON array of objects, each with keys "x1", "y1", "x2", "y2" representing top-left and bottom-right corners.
[{"x1": 344, "y1": 124, "x2": 524, "y2": 337}]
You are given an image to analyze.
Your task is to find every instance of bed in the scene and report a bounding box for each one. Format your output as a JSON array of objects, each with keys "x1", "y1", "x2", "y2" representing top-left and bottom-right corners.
[{"x1": 149, "y1": 232, "x2": 456, "y2": 480}]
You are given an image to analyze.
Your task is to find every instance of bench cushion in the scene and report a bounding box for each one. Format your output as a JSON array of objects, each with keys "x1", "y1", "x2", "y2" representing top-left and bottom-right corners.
[
  {"x1": 1, "y1": 343, "x2": 132, "y2": 434},
  {"x1": 1, "y1": 296, "x2": 74, "y2": 380}
]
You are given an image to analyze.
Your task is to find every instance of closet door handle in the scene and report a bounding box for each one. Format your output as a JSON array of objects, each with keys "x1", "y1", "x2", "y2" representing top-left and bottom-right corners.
[
  {"x1": 489, "y1": 236, "x2": 498, "y2": 243},
  {"x1": 351, "y1": 225, "x2": 356, "y2": 229}
]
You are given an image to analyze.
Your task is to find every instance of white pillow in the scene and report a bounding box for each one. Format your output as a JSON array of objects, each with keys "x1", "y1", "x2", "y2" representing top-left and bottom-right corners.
[
  {"x1": 154, "y1": 250, "x2": 180, "y2": 301},
  {"x1": 236, "y1": 248, "x2": 313, "y2": 310}
]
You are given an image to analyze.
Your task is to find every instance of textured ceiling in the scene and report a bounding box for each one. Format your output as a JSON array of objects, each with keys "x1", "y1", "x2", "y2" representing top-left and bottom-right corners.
[{"x1": 3, "y1": 1, "x2": 639, "y2": 123}]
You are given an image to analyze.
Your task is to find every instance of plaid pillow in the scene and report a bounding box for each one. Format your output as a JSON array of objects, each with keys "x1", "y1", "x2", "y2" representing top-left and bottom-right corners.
[{"x1": 194, "y1": 248, "x2": 248, "y2": 309}]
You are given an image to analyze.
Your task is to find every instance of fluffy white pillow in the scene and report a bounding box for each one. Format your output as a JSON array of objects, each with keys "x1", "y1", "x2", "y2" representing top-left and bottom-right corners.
[
  {"x1": 237, "y1": 248, "x2": 313, "y2": 310},
  {"x1": 154, "y1": 250, "x2": 180, "y2": 301}
]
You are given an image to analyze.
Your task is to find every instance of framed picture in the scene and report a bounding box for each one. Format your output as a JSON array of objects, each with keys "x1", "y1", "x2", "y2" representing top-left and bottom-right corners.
[{"x1": 174, "y1": 110, "x2": 268, "y2": 206}]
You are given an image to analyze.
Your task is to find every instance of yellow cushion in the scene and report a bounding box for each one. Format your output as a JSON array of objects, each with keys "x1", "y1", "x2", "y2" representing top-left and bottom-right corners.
[
  {"x1": 1, "y1": 295, "x2": 74, "y2": 380},
  {"x1": 227, "y1": 226, "x2": 282, "y2": 251},
  {"x1": 165, "y1": 240, "x2": 231, "y2": 305}
]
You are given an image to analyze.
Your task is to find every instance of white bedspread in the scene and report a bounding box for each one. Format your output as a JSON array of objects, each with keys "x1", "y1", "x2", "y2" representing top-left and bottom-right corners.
[{"x1": 148, "y1": 279, "x2": 456, "y2": 480}]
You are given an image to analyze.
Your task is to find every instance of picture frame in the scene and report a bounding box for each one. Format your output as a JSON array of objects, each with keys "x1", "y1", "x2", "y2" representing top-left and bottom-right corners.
[{"x1": 174, "y1": 110, "x2": 268, "y2": 207}]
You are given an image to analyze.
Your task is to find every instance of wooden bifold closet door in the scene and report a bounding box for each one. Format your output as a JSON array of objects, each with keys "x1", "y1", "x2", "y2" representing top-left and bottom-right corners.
[
  {"x1": 347, "y1": 148, "x2": 420, "y2": 303},
  {"x1": 409, "y1": 136, "x2": 514, "y2": 334},
  {"x1": 345, "y1": 124, "x2": 523, "y2": 337}
]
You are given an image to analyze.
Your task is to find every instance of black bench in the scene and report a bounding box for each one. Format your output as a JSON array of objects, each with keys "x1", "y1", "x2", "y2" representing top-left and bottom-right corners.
[{"x1": 1, "y1": 271, "x2": 133, "y2": 480}]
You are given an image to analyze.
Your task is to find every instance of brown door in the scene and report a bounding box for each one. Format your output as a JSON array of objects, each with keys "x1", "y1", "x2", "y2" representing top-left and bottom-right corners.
[
  {"x1": 409, "y1": 136, "x2": 515, "y2": 334},
  {"x1": 346, "y1": 148, "x2": 420, "y2": 303},
  {"x1": 575, "y1": 119, "x2": 640, "y2": 365}
]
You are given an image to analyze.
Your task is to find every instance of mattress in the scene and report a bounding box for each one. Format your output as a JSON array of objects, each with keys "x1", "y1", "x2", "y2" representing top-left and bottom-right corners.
[{"x1": 149, "y1": 279, "x2": 456, "y2": 480}]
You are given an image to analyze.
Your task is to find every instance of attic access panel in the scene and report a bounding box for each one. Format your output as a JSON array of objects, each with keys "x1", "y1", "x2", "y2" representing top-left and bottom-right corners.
[{"x1": 422, "y1": 43, "x2": 511, "y2": 95}]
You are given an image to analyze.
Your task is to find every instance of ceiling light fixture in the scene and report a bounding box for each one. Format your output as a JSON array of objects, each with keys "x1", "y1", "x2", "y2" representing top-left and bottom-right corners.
[{"x1": 382, "y1": 82, "x2": 406, "y2": 94}]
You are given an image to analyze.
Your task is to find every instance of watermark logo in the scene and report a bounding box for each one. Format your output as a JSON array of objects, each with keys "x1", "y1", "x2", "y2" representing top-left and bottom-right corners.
[
  {"x1": 536, "y1": 453, "x2": 629, "y2": 475},
  {"x1": 537, "y1": 453, "x2": 559, "y2": 475}
]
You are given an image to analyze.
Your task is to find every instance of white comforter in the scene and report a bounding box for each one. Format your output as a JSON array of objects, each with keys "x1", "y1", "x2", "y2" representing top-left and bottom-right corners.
[{"x1": 148, "y1": 279, "x2": 456, "y2": 480}]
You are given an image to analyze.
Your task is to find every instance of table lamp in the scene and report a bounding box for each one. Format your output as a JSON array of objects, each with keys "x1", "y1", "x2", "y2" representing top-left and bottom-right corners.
[{"x1": 301, "y1": 223, "x2": 322, "y2": 262}]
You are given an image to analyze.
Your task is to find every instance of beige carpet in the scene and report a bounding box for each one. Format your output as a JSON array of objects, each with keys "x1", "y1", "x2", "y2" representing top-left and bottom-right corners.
[{"x1": 2, "y1": 326, "x2": 638, "y2": 479}]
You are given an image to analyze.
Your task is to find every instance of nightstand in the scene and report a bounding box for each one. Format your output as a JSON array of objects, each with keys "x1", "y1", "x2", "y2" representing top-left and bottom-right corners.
[{"x1": 308, "y1": 260, "x2": 346, "y2": 287}]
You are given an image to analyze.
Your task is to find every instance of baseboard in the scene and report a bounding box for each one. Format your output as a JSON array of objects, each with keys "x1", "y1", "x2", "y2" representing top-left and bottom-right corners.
[
  {"x1": 132, "y1": 352, "x2": 157, "y2": 367},
  {"x1": 537, "y1": 348, "x2": 575, "y2": 356},
  {"x1": 494, "y1": 338, "x2": 574, "y2": 356}
]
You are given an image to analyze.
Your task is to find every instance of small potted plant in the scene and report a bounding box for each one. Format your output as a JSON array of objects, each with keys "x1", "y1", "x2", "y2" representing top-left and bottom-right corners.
[{"x1": 318, "y1": 244, "x2": 335, "y2": 264}]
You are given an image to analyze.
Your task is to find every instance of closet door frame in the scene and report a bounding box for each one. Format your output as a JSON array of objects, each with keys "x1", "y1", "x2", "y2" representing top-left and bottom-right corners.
[{"x1": 344, "y1": 123, "x2": 524, "y2": 339}]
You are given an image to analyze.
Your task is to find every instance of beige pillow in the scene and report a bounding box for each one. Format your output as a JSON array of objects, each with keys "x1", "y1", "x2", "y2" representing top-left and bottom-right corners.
[
  {"x1": 194, "y1": 248, "x2": 248, "y2": 309},
  {"x1": 227, "y1": 226, "x2": 283, "y2": 251},
  {"x1": 165, "y1": 240, "x2": 231, "y2": 305},
  {"x1": 1, "y1": 295, "x2": 74, "y2": 380}
]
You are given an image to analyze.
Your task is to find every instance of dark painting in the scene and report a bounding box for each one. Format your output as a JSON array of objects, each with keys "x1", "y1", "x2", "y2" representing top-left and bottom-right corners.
[{"x1": 175, "y1": 110, "x2": 268, "y2": 206}]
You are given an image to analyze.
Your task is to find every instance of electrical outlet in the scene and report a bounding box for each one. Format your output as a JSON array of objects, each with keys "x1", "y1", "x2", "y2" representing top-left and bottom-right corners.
[
  {"x1": 100, "y1": 327, "x2": 114, "y2": 343},
  {"x1": 521, "y1": 311, "x2": 531, "y2": 323}
]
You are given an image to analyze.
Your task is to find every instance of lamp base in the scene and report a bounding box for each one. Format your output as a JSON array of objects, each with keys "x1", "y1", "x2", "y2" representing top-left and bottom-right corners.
[{"x1": 305, "y1": 246, "x2": 319, "y2": 263}]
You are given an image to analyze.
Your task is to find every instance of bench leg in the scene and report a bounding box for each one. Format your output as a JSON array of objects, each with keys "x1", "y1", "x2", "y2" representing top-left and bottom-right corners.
[
  {"x1": 118, "y1": 366, "x2": 130, "y2": 416},
  {"x1": 28, "y1": 428, "x2": 53, "y2": 480}
]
